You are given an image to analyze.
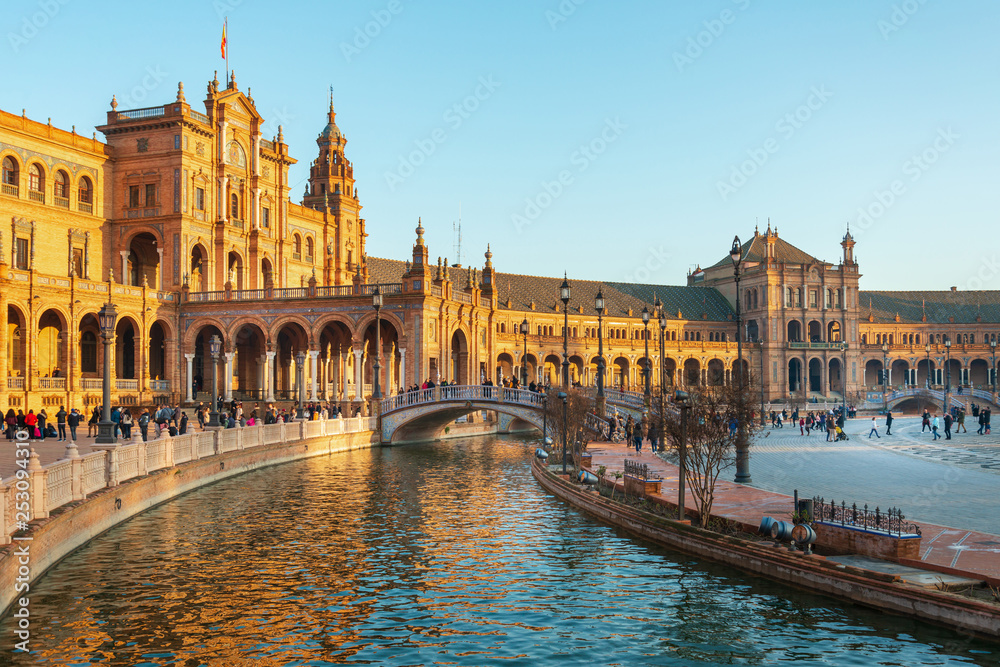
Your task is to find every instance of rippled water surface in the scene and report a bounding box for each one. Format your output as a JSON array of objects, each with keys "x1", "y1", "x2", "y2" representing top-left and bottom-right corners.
[{"x1": 5, "y1": 436, "x2": 998, "y2": 665}]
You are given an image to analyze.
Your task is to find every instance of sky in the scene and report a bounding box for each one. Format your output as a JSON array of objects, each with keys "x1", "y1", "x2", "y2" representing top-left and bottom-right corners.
[{"x1": 4, "y1": 0, "x2": 998, "y2": 291}]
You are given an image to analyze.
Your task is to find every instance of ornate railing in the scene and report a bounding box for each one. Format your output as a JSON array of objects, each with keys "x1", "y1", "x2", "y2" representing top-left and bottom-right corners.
[
  {"x1": 316, "y1": 285, "x2": 353, "y2": 297},
  {"x1": 116, "y1": 106, "x2": 166, "y2": 120},
  {"x1": 6, "y1": 377, "x2": 24, "y2": 390},
  {"x1": 812, "y1": 497, "x2": 921, "y2": 537},
  {"x1": 189, "y1": 110, "x2": 210, "y2": 124},
  {"x1": 606, "y1": 389, "x2": 645, "y2": 411},
  {"x1": 624, "y1": 459, "x2": 659, "y2": 480},
  {"x1": 38, "y1": 377, "x2": 66, "y2": 389},
  {"x1": 380, "y1": 384, "x2": 546, "y2": 413}
]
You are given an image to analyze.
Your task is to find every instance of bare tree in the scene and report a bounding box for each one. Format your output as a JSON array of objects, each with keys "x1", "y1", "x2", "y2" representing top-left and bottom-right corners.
[
  {"x1": 543, "y1": 388, "x2": 596, "y2": 468},
  {"x1": 656, "y1": 380, "x2": 761, "y2": 529}
]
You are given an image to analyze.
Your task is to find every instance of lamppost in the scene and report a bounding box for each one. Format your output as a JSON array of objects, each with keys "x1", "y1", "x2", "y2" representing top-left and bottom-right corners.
[
  {"x1": 520, "y1": 317, "x2": 529, "y2": 388},
  {"x1": 295, "y1": 351, "x2": 306, "y2": 420},
  {"x1": 991, "y1": 339, "x2": 997, "y2": 395},
  {"x1": 558, "y1": 390, "x2": 568, "y2": 473},
  {"x1": 925, "y1": 342, "x2": 932, "y2": 389},
  {"x1": 675, "y1": 389, "x2": 690, "y2": 521},
  {"x1": 658, "y1": 304, "x2": 667, "y2": 431},
  {"x1": 730, "y1": 235, "x2": 750, "y2": 484},
  {"x1": 542, "y1": 391, "x2": 549, "y2": 445},
  {"x1": 372, "y1": 287, "x2": 382, "y2": 401},
  {"x1": 207, "y1": 334, "x2": 222, "y2": 428},
  {"x1": 760, "y1": 339, "x2": 767, "y2": 426},
  {"x1": 841, "y1": 341, "x2": 848, "y2": 418},
  {"x1": 560, "y1": 274, "x2": 571, "y2": 389},
  {"x1": 642, "y1": 305, "x2": 651, "y2": 409},
  {"x1": 595, "y1": 288, "x2": 606, "y2": 417},
  {"x1": 881, "y1": 342, "x2": 889, "y2": 413},
  {"x1": 944, "y1": 336, "x2": 952, "y2": 413},
  {"x1": 95, "y1": 300, "x2": 119, "y2": 444}
]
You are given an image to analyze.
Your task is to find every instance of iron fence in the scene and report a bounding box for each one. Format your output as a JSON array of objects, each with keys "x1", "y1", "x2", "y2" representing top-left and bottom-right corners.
[{"x1": 812, "y1": 497, "x2": 921, "y2": 537}]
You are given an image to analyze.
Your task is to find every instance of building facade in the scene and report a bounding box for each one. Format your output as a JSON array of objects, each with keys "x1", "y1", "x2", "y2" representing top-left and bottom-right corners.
[{"x1": 1, "y1": 73, "x2": 998, "y2": 415}]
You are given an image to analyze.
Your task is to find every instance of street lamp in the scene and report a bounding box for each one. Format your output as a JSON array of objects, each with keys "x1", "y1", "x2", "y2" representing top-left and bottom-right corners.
[
  {"x1": 675, "y1": 389, "x2": 690, "y2": 521},
  {"x1": 991, "y1": 339, "x2": 997, "y2": 395},
  {"x1": 558, "y1": 390, "x2": 568, "y2": 473},
  {"x1": 944, "y1": 336, "x2": 952, "y2": 412},
  {"x1": 760, "y1": 339, "x2": 767, "y2": 426},
  {"x1": 595, "y1": 288, "x2": 606, "y2": 417},
  {"x1": 520, "y1": 317, "x2": 530, "y2": 388},
  {"x1": 882, "y1": 342, "x2": 889, "y2": 413},
  {"x1": 542, "y1": 391, "x2": 549, "y2": 445},
  {"x1": 295, "y1": 350, "x2": 306, "y2": 420},
  {"x1": 730, "y1": 235, "x2": 750, "y2": 484},
  {"x1": 658, "y1": 304, "x2": 667, "y2": 439},
  {"x1": 372, "y1": 287, "x2": 383, "y2": 400},
  {"x1": 207, "y1": 334, "x2": 222, "y2": 428},
  {"x1": 642, "y1": 305, "x2": 651, "y2": 408},
  {"x1": 841, "y1": 341, "x2": 848, "y2": 419},
  {"x1": 95, "y1": 300, "x2": 119, "y2": 444},
  {"x1": 560, "y1": 274, "x2": 571, "y2": 389}
]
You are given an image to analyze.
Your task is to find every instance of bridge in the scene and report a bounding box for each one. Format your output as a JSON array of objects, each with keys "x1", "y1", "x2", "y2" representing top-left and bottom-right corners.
[{"x1": 876, "y1": 387, "x2": 1000, "y2": 412}]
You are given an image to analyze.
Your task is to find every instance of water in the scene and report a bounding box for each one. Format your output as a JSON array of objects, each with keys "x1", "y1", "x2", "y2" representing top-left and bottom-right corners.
[{"x1": 5, "y1": 436, "x2": 998, "y2": 665}]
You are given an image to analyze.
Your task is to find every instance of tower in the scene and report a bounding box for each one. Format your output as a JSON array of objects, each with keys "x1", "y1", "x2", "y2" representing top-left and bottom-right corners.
[{"x1": 841, "y1": 224, "x2": 856, "y2": 266}]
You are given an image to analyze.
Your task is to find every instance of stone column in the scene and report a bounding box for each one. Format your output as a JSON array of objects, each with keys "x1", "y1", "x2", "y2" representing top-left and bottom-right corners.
[
  {"x1": 119, "y1": 250, "x2": 128, "y2": 284},
  {"x1": 265, "y1": 351, "x2": 276, "y2": 402},
  {"x1": 353, "y1": 346, "x2": 363, "y2": 400},
  {"x1": 156, "y1": 247, "x2": 164, "y2": 289},
  {"x1": 309, "y1": 349, "x2": 319, "y2": 401},
  {"x1": 399, "y1": 348, "x2": 406, "y2": 390},
  {"x1": 184, "y1": 353, "x2": 194, "y2": 402},
  {"x1": 224, "y1": 352, "x2": 234, "y2": 401},
  {"x1": 341, "y1": 353, "x2": 350, "y2": 402}
]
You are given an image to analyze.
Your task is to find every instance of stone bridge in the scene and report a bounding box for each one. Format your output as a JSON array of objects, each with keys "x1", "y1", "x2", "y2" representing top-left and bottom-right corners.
[
  {"x1": 880, "y1": 387, "x2": 1000, "y2": 412},
  {"x1": 379, "y1": 386, "x2": 547, "y2": 444}
]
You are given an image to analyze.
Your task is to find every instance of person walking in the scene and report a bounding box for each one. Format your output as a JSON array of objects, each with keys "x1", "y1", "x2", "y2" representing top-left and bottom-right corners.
[
  {"x1": 944, "y1": 412, "x2": 953, "y2": 440},
  {"x1": 979, "y1": 409, "x2": 987, "y2": 435},
  {"x1": 196, "y1": 401, "x2": 206, "y2": 430},
  {"x1": 4, "y1": 409, "x2": 16, "y2": 440},
  {"x1": 56, "y1": 406, "x2": 68, "y2": 441},
  {"x1": 868, "y1": 416, "x2": 880, "y2": 439},
  {"x1": 921, "y1": 409, "x2": 931, "y2": 432},
  {"x1": 67, "y1": 408, "x2": 80, "y2": 442},
  {"x1": 138, "y1": 409, "x2": 150, "y2": 442},
  {"x1": 932, "y1": 414, "x2": 941, "y2": 440},
  {"x1": 885, "y1": 410, "x2": 893, "y2": 436},
  {"x1": 25, "y1": 410, "x2": 38, "y2": 439},
  {"x1": 956, "y1": 408, "x2": 967, "y2": 433},
  {"x1": 984, "y1": 408, "x2": 991, "y2": 435},
  {"x1": 121, "y1": 408, "x2": 133, "y2": 440},
  {"x1": 88, "y1": 406, "x2": 100, "y2": 438}
]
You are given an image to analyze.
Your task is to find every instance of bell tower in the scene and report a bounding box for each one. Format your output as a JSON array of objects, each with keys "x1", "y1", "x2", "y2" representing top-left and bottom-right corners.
[
  {"x1": 841, "y1": 224, "x2": 856, "y2": 266},
  {"x1": 303, "y1": 90, "x2": 357, "y2": 210}
]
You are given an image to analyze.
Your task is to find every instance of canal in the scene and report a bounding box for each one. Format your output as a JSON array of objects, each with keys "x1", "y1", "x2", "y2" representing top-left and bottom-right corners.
[{"x1": 6, "y1": 435, "x2": 997, "y2": 665}]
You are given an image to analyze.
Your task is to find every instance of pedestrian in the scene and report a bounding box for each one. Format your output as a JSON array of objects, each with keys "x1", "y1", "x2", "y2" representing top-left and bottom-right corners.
[
  {"x1": 979, "y1": 409, "x2": 987, "y2": 435},
  {"x1": 932, "y1": 414, "x2": 941, "y2": 440},
  {"x1": 956, "y1": 409, "x2": 967, "y2": 433},
  {"x1": 88, "y1": 406, "x2": 100, "y2": 437},
  {"x1": 921, "y1": 409, "x2": 931, "y2": 432},
  {"x1": 56, "y1": 405, "x2": 68, "y2": 441},
  {"x1": 138, "y1": 409, "x2": 150, "y2": 442},
  {"x1": 868, "y1": 416, "x2": 880, "y2": 439},
  {"x1": 5, "y1": 409, "x2": 17, "y2": 440},
  {"x1": 121, "y1": 408, "x2": 133, "y2": 440},
  {"x1": 37, "y1": 409, "x2": 48, "y2": 440},
  {"x1": 67, "y1": 408, "x2": 80, "y2": 442},
  {"x1": 799, "y1": 417, "x2": 805, "y2": 435},
  {"x1": 826, "y1": 419, "x2": 834, "y2": 442},
  {"x1": 944, "y1": 412, "x2": 953, "y2": 440},
  {"x1": 25, "y1": 410, "x2": 38, "y2": 439},
  {"x1": 197, "y1": 401, "x2": 205, "y2": 430},
  {"x1": 986, "y1": 408, "x2": 992, "y2": 435},
  {"x1": 110, "y1": 406, "x2": 121, "y2": 438},
  {"x1": 179, "y1": 412, "x2": 189, "y2": 435},
  {"x1": 885, "y1": 410, "x2": 893, "y2": 436}
]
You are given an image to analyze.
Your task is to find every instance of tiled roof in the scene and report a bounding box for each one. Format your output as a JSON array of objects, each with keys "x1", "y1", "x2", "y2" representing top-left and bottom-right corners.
[
  {"x1": 706, "y1": 232, "x2": 820, "y2": 270},
  {"x1": 859, "y1": 290, "x2": 1000, "y2": 325},
  {"x1": 366, "y1": 257, "x2": 735, "y2": 322}
]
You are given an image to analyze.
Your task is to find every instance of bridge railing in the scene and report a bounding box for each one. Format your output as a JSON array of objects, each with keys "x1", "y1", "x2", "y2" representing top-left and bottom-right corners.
[
  {"x1": 0, "y1": 415, "x2": 376, "y2": 546},
  {"x1": 381, "y1": 385, "x2": 547, "y2": 413},
  {"x1": 605, "y1": 389, "x2": 646, "y2": 411}
]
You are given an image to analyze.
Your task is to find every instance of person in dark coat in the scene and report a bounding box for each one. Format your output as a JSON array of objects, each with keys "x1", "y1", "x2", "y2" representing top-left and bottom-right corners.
[
  {"x1": 885, "y1": 410, "x2": 893, "y2": 435},
  {"x1": 67, "y1": 409, "x2": 81, "y2": 442},
  {"x1": 56, "y1": 406, "x2": 68, "y2": 441}
]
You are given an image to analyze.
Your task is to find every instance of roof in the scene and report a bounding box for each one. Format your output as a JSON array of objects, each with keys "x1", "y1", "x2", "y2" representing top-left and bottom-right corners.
[
  {"x1": 366, "y1": 257, "x2": 735, "y2": 322},
  {"x1": 860, "y1": 290, "x2": 1000, "y2": 325},
  {"x1": 706, "y1": 231, "x2": 821, "y2": 270}
]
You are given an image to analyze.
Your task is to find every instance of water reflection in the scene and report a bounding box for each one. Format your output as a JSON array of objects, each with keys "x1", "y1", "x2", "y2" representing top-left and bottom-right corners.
[{"x1": 6, "y1": 436, "x2": 997, "y2": 665}]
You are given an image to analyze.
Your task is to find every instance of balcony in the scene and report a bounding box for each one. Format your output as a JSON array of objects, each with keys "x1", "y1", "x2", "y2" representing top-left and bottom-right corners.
[
  {"x1": 789, "y1": 341, "x2": 845, "y2": 350},
  {"x1": 78, "y1": 201, "x2": 92, "y2": 214},
  {"x1": 39, "y1": 377, "x2": 66, "y2": 389},
  {"x1": 80, "y1": 378, "x2": 103, "y2": 391},
  {"x1": 149, "y1": 379, "x2": 170, "y2": 392},
  {"x1": 1, "y1": 183, "x2": 18, "y2": 197},
  {"x1": 28, "y1": 189, "x2": 44, "y2": 203},
  {"x1": 54, "y1": 195, "x2": 70, "y2": 209},
  {"x1": 7, "y1": 376, "x2": 24, "y2": 390},
  {"x1": 116, "y1": 379, "x2": 139, "y2": 392}
]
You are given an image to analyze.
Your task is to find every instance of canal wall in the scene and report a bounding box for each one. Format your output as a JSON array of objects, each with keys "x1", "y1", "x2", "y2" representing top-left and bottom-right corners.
[
  {"x1": 0, "y1": 418, "x2": 379, "y2": 619},
  {"x1": 531, "y1": 458, "x2": 1000, "y2": 642}
]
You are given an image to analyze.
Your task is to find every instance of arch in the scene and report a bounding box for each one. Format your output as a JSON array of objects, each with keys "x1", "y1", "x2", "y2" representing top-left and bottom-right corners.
[
  {"x1": 707, "y1": 359, "x2": 725, "y2": 386},
  {"x1": 731, "y1": 358, "x2": 749, "y2": 386},
  {"x1": 787, "y1": 320, "x2": 802, "y2": 342},
  {"x1": 385, "y1": 401, "x2": 544, "y2": 444},
  {"x1": 2, "y1": 155, "x2": 19, "y2": 193},
  {"x1": 53, "y1": 169, "x2": 70, "y2": 200},
  {"x1": 78, "y1": 175, "x2": 93, "y2": 209},
  {"x1": 305, "y1": 236, "x2": 314, "y2": 263},
  {"x1": 917, "y1": 357, "x2": 935, "y2": 388},
  {"x1": 28, "y1": 162, "x2": 45, "y2": 198},
  {"x1": 37, "y1": 308, "x2": 67, "y2": 378},
  {"x1": 232, "y1": 322, "x2": 267, "y2": 400},
  {"x1": 230, "y1": 192, "x2": 240, "y2": 219},
  {"x1": 227, "y1": 250, "x2": 244, "y2": 290},
  {"x1": 293, "y1": 233, "x2": 302, "y2": 258},
  {"x1": 828, "y1": 357, "x2": 844, "y2": 395},
  {"x1": 788, "y1": 358, "x2": 803, "y2": 393},
  {"x1": 807, "y1": 320, "x2": 823, "y2": 342},
  {"x1": 568, "y1": 354, "x2": 585, "y2": 386},
  {"x1": 183, "y1": 317, "x2": 230, "y2": 350},
  {"x1": 944, "y1": 358, "x2": 961, "y2": 391},
  {"x1": 613, "y1": 357, "x2": 630, "y2": 389},
  {"x1": 544, "y1": 354, "x2": 563, "y2": 386},
  {"x1": 663, "y1": 357, "x2": 677, "y2": 386},
  {"x1": 890, "y1": 358, "x2": 909, "y2": 389},
  {"x1": 746, "y1": 319, "x2": 759, "y2": 343},
  {"x1": 683, "y1": 358, "x2": 700, "y2": 387},
  {"x1": 115, "y1": 315, "x2": 141, "y2": 380},
  {"x1": 828, "y1": 321, "x2": 842, "y2": 342},
  {"x1": 190, "y1": 243, "x2": 208, "y2": 291},
  {"x1": 261, "y1": 256, "x2": 274, "y2": 288},
  {"x1": 864, "y1": 359, "x2": 884, "y2": 389},
  {"x1": 128, "y1": 231, "x2": 159, "y2": 287},
  {"x1": 969, "y1": 358, "x2": 989, "y2": 387},
  {"x1": 808, "y1": 357, "x2": 823, "y2": 393},
  {"x1": 360, "y1": 317, "x2": 402, "y2": 396},
  {"x1": 190, "y1": 323, "x2": 227, "y2": 401},
  {"x1": 449, "y1": 329, "x2": 469, "y2": 385},
  {"x1": 148, "y1": 320, "x2": 168, "y2": 383},
  {"x1": 497, "y1": 352, "x2": 514, "y2": 384}
]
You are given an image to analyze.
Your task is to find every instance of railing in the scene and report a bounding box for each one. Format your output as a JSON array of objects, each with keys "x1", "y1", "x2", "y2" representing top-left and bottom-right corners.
[
  {"x1": 273, "y1": 287, "x2": 307, "y2": 299},
  {"x1": 80, "y1": 378, "x2": 103, "y2": 391},
  {"x1": 235, "y1": 289, "x2": 265, "y2": 300},
  {"x1": 117, "y1": 106, "x2": 166, "y2": 120},
  {"x1": 454, "y1": 291, "x2": 472, "y2": 305},
  {"x1": 38, "y1": 377, "x2": 66, "y2": 389},
  {"x1": 6, "y1": 377, "x2": 24, "y2": 390},
  {"x1": 812, "y1": 497, "x2": 921, "y2": 537},
  {"x1": 624, "y1": 459, "x2": 659, "y2": 480},
  {"x1": 54, "y1": 196, "x2": 69, "y2": 209},
  {"x1": 358, "y1": 283, "x2": 401, "y2": 296},
  {"x1": 149, "y1": 379, "x2": 169, "y2": 392},
  {"x1": 187, "y1": 290, "x2": 225, "y2": 303},
  {"x1": 116, "y1": 379, "x2": 139, "y2": 392},
  {"x1": 431, "y1": 286, "x2": 443, "y2": 297},
  {"x1": 1, "y1": 183, "x2": 18, "y2": 197},
  {"x1": 260, "y1": 138, "x2": 275, "y2": 151},
  {"x1": 77, "y1": 201, "x2": 92, "y2": 214},
  {"x1": 788, "y1": 341, "x2": 845, "y2": 350},
  {"x1": 380, "y1": 384, "x2": 546, "y2": 413},
  {"x1": 0, "y1": 415, "x2": 378, "y2": 544},
  {"x1": 189, "y1": 110, "x2": 209, "y2": 124},
  {"x1": 480, "y1": 296, "x2": 491, "y2": 308},
  {"x1": 606, "y1": 389, "x2": 646, "y2": 411},
  {"x1": 316, "y1": 285, "x2": 353, "y2": 297},
  {"x1": 28, "y1": 190, "x2": 44, "y2": 203}
]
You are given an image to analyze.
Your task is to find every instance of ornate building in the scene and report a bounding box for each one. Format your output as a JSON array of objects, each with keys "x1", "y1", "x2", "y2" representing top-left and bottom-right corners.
[{"x1": 1, "y1": 73, "x2": 998, "y2": 415}]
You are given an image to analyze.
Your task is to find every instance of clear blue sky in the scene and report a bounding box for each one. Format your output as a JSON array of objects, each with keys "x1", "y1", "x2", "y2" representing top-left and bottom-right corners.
[{"x1": 6, "y1": 0, "x2": 997, "y2": 291}]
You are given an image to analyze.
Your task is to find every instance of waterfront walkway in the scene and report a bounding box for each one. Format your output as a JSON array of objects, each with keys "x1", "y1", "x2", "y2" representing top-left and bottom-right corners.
[{"x1": 587, "y1": 436, "x2": 1000, "y2": 584}]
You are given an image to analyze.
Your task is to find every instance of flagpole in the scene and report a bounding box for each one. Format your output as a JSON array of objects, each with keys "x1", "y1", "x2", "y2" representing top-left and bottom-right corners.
[{"x1": 224, "y1": 17, "x2": 229, "y2": 84}]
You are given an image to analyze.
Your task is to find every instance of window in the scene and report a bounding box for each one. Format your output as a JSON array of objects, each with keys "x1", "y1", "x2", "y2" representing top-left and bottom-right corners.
[
  {"x1": 809, "y1": 290, "x2": 817, "y2": 309},
  {"x1": 72, "y1": 248, "x2": 84, "y2": 277},
  {"x1": 2, "y1": 156, "x2": 18, "y2": 187},
  {"x1": 195, "y1": 187, "x2": 205, "y2": 210},
  {"x1": 305, "y1": 237, "x2": 314, "y2": 262},
  {"x1": 15, "y1": 237, "x2": 28, "y2": 270},
  {"x1": 145, "y1": 184, "x2": 157, "y2": 206},
  {"x1": 80, "y1": 331, "x2": 97, "y2": 373},
  {"x1": 28, "y1": 164, "x2": 43, "y2": 191},
  {"x1": 785, "y1": 288, "x2": 792, "y2": 307},
  {"x1": 292, "y1": 234, "x2": 302, "y2": 260},
  {"x1": 129, "y1": 185, "x2": 141, "y2": 208},
  {"x1": 54, "y1": 170, "x2": 69, "y2": 198},
  {"x1": 174, "y1": 135, "x2": 181, "y2": 150},
  {"x1": 230, "y1": 192, "x2": 239, "y2": 219},
  {"x1": 78, "y1": 176, "x2": 92, "y2": 204},
  {"x1": 261, "y1": 206, "x2": 270, "y2": 228}
]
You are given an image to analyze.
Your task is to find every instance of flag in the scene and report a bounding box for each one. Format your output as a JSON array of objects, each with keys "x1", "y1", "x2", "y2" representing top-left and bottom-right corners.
[{"x1": 221, "y1": 19, "x2": 227, "y2": 59}]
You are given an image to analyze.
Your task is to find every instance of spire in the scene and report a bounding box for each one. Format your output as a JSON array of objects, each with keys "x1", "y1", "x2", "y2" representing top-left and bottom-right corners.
[
  {"x1": 415, "y1": 217, "x2": 425, "y2": 246},
  {"x1": 176, "y1": 82, "x2": 185, "y2": 103},
  {"x1": 484, "y1": 243, "x2": 493, "y2": 268}
]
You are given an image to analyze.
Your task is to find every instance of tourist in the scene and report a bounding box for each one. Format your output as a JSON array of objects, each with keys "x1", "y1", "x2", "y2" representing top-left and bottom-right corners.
[
  {"x1": 985, "y1": 408, "x2": 992, "y2": 434},
  {"x1": 799, "y1": 416, "x2": 805, "y2": 435},
  {"x1": 885, "y1": 410, "x2": 893, "y2": 436},
  {"x1": 179, "y1": 412, "x2": 189, "y2": 434},
  {"x1": 56, "y1": 406, "x2": 68, "y2": 441},
  {"x1": 196, "y1": 401, "x2": 206, "y2": 430},
  {"x1": 921, "y1": 409, "x2": 931, "y2": 432},
  {"x1": 37, "y1": 409, "x2": 48, "y2": 440},
  {"x1": 956, "y1": 409, "x2": 967, "y2": 433},
  {"x1": 67, "y1": 408, "x2": 80, "y2": 442},
  {"x1": 138, "y1": 409, "x2": 150, "y2": 441},
  {"x1": 110, "y1": 406, "x2": 121, "y2": 438},
  {"x1": 121, "y1": 408, "x2": 133, "y2": 440},
  {"x1": 4, "y1": 409, "x2": 16, "y2": 440},
  {"x1": 868, "y1": 416, "x2": 880, "y2": 439},
  {"x1": 931, "y1": 414, "x2": 941, "y2": 440},
  {"x1": 25, "y1": 409, "x2": 38, "y2": 439},
  {"x1": 88, "y1": 406, "x2": 100, "y2": 438},
  {"x1": 944, "y1": 412, "x2": 953, "y2": 440}
]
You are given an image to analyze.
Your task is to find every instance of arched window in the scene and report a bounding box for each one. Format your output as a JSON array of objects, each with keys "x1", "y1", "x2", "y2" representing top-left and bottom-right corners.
[
  {"x1": 752, "y1": 289, "x2": 758, "y2": 310},
  {"x1": 28, "y1": 163, "x2": 44, "y2": 201},
  {"x1": 230, "y1": 192, "x2": 240, "y2": 219},
  {"x1": 1, "y1": 156, "x2": 18, "y2": 191},
  {"x1": 915, "y1": 334, "x2": 920, "y2": 344},
  {"x1": 745, "y1": 291, "x2": 751, "y2": 310},
  {"x1": 970, "y1": 334, "x2": 975, "y2": 344},
  {"x1": 305, "y1": 237, "x2": 314, "y2": 261},
  {"x1": 78, "y1": 176, "x2": 93, "y2": 211},
  {"x1": 54, "y1": 170, "x2": 69, "y2": 199},
  {"x1": 80, "y1": 331, "x2": 97, "y2": 373},
  {"x1": 293, "y1": 234, "x2": 302, "y2": 260},
  {"x1": 861, "y1": 334, "x2": 867, "y2": 344}
]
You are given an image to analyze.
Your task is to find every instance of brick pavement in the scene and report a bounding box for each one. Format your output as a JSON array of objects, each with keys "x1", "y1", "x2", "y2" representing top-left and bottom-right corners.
[{"x1": 587, "y1": 438, "x2": 1000, "y2": 583}]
